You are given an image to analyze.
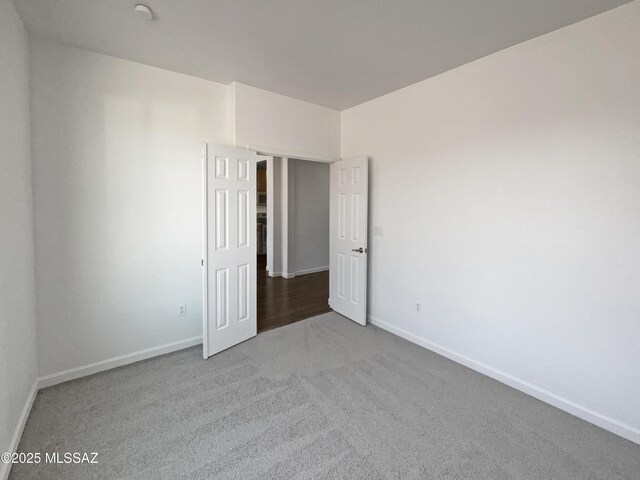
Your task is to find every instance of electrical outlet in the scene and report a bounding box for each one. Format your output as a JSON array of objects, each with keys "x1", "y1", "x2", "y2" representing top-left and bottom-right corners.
[
  {"x1": 415, "y1": 302, "x2": 422, "y2": 313},
  {"x1": 178, "y1": 304, "x2": 187, "y2": 316}
]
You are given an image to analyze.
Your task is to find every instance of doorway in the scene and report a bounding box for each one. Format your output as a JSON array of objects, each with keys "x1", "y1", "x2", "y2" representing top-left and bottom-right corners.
[
  {"x1": 256, "y1": 156, "x2": 331, "y2": 332},
  {"x1": 202, "y1": 144, "x2": 369, "y2": 359}
]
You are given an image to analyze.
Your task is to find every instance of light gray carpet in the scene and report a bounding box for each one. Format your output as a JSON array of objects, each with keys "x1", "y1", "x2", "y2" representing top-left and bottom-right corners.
[{"x1": 11, "y1": 312, "x2": 640, "y2": 479}]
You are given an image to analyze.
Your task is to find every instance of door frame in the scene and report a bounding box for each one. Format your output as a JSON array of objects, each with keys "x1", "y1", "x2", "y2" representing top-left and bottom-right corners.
[{"x1": 201, "y1": 143, "x2": 209, "y2": 358}]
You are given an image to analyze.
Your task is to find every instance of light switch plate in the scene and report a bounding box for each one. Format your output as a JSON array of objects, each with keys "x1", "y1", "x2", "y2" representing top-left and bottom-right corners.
[{"x1": 373, "y1": 226, "x2": 384, "y2": 236}]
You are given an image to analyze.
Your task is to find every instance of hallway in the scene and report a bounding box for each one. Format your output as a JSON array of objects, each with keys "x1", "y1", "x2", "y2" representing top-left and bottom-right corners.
[{"x1": 257, "y1": 255, "x2": 330, "y2": 332}]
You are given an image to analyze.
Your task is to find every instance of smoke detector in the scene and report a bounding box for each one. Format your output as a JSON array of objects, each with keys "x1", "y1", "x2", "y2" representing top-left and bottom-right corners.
[{"x1": 134, "y1": 4, "x2": 154, "y2": 20}]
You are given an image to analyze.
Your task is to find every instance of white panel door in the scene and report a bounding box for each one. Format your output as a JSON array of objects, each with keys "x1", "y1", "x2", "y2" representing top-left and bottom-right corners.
[
  {"x1": 202, "y1": 143, "x2": 257, "y2": 358},
  {"x1": 329, "y1": 157, "x2": 369, "y2": 325}
]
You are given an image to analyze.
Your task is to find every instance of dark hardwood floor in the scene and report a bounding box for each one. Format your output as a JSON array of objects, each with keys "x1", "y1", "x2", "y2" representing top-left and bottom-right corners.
[{"x1": 257, "y1": 255, "x2": 331, "y2": 332}]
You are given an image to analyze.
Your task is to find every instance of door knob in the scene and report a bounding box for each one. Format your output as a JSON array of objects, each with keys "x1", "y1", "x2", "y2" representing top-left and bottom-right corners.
[{"x1": 352, "y1": 247, "x2": 365, "y2": 253}]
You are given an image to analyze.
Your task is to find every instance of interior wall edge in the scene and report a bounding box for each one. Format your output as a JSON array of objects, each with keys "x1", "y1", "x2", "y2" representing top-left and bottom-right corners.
[
  {"x1": 369, "y1": 315, "x2": 640, "y2": 445},
  {"x1": 0, "y1": 0, "x2": 38, "y2": 472},
  {"x1": 0, "y1": 381, "x2": 38, "y2": 480}
]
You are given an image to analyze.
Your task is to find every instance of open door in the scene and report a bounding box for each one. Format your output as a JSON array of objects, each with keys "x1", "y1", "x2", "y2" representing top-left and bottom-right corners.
[
  {"x1": 329, "y1": 157, "x2": 369, "y2": 326},
  {"x1": 202, "y1": 143, "x2": 257, "y2": 358}
]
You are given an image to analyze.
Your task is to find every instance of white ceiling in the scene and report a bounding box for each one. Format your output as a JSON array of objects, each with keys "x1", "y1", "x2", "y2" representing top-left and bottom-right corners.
[{"x1": 16, "y1": 0, "x2": 630, "y2": 110}]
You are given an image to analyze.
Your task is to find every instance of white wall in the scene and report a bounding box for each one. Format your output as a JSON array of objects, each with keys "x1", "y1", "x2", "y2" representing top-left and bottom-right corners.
[
  {"x1": 0, "y1": 0, "x2": 37, "y2": 475},
  {"x1": 266, "y1": 157, "x2": 295, "y2": 277},
  {"x1": 266, "y1": 157, "x2": 281, "y2": 275},
  {"x1": 294, "y1": 160, "x2": 330, "y2": 274},
  {"x1": 281, "y1": 158, "x2": 296, "y2": 278},
  {"x1": 342, "y1": 1, "x2": 640, "y2": 442},
  {"x1": 30, "y1": 40, "x2": 231, "y2": 377},
  {"x1": 267, "y1": 158, "x2": 329, "y2": 277},
  {"x1": 233, "y1": 83, "x2": 340, "y2": 162}
]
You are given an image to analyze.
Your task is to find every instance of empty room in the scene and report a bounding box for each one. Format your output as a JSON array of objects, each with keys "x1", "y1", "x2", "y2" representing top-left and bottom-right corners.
[{"x1": 1, "y1": 0, "x2": 639, "y2": 479}]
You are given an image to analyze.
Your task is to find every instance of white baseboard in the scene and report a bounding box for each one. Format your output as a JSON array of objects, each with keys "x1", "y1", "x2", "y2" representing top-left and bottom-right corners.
[
  {"x1": 37, "y1": 336, "x2": 202, "y2": 389},
  {"x1": 267, "y1": 267, "x2": 328, "y2": 279},
  {"x1": 268, "y1": 271, "x2": 296, "y2": 279},
  {"x1": 1, "y1": 336, "x2": 202, "y2": 479},
  {"x1": 369, "y1": 315, "x2": 640, "y2": 445},
  {"x1": 1, "y1": 381, "x2": 38, "y2": 480},
  {"x1": 295, "y1": 266, "x2": 329, "y2": 276}
]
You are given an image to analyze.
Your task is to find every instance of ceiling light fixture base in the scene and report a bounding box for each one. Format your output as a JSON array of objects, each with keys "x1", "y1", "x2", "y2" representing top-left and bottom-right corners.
[{"x1": 134, "y1": 4, "x2": 154, "y2": 20}]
